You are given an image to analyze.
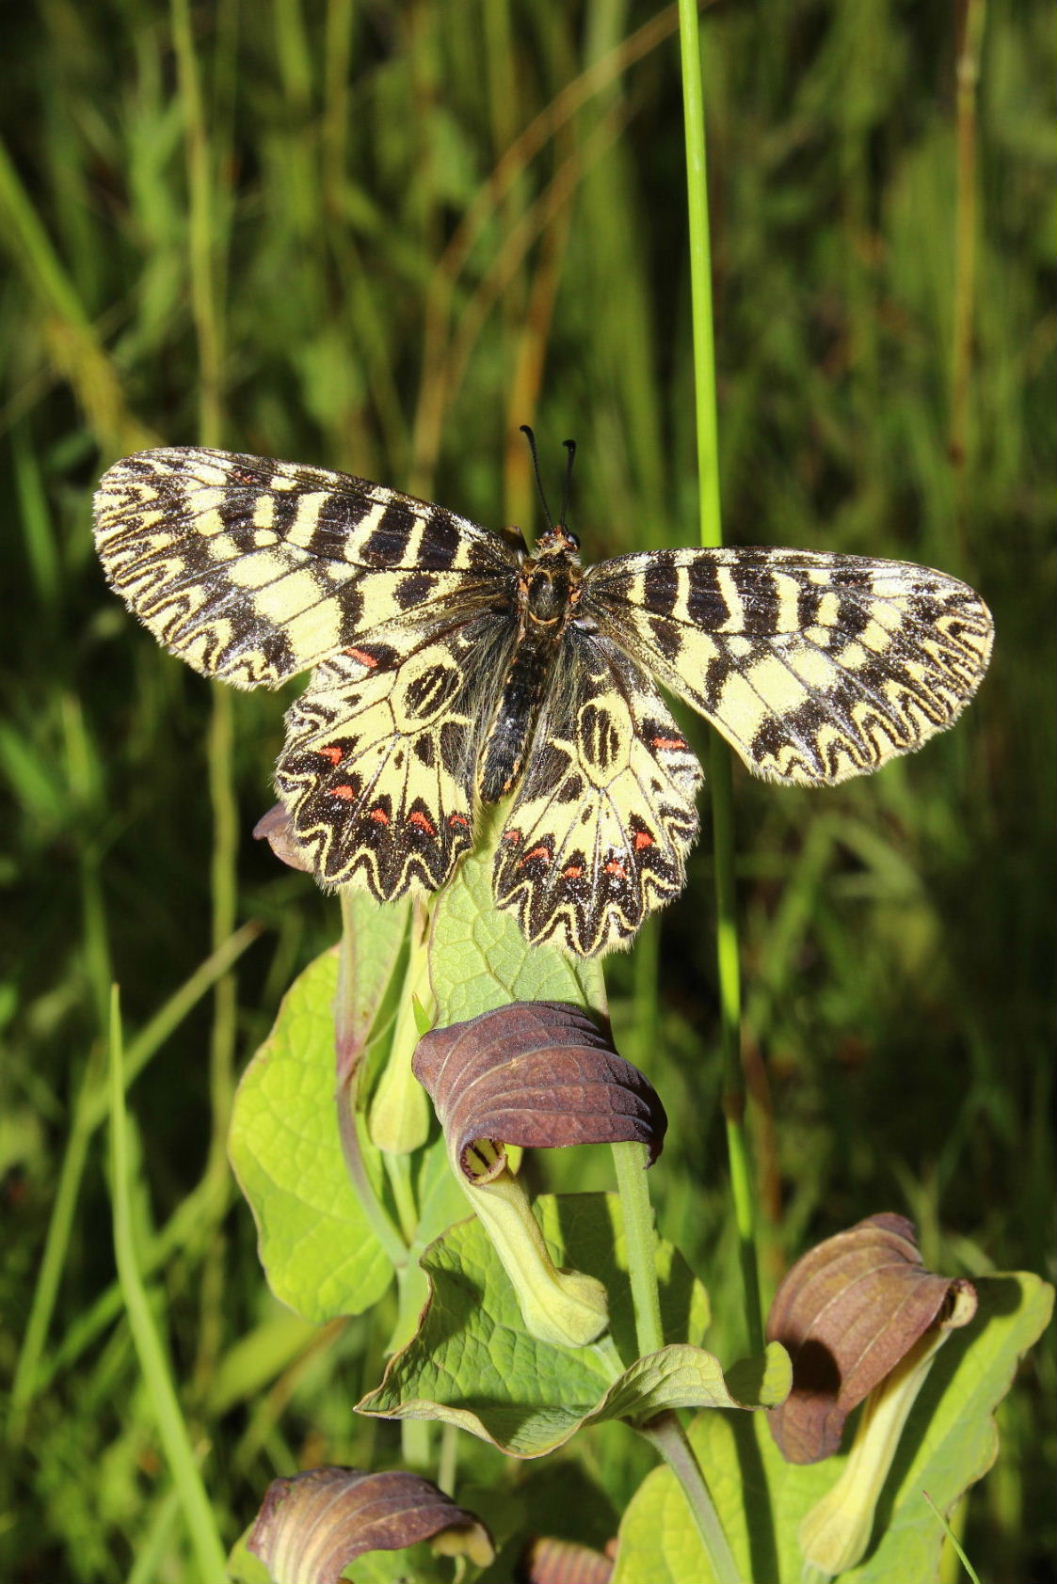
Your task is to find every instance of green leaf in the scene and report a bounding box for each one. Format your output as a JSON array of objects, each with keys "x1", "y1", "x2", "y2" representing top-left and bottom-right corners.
[
  {"x1": 386, "y1": 1137, "x2": 473, "y2": 1354},
  {"x1": 358, "y1": 1192, "x2": 740, "y2": 1458},
  {"x1": 611, "y1": 1272, "x2": 1053, "y2": 1584},
  {"x1": 427, "y1": 829, "x2": 607, "y2": 1024},
  {"x1": 229, "y1": 950, "x2": 393, "y2": 1322},
  {"x1": 335, "y1": 889, "x2": 412, "y2": 1080},
  {"x1": 227, "y1": 1529, "x2": 273, "y2": 1584},
  {"x1": 599, "y1": 1340, "x2": 791, "y2": 1427},
  {"x1": 336, "y1": 1544, "x2": 455, "y2": 1583}
]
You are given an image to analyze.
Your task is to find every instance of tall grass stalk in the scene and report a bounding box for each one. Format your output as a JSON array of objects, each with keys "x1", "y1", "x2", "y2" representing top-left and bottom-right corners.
[
  {"x1": 613, "y1": 1142, "x2": 740, "y2": 1581},
  {"x1": 108, "y1": 988, "x2": 229, "y2": 1582},
  {"x1": 170, "y1": 0, "x2": 240, "y2": 1398},
  {"x1": 677, "y1": 0, "x2": 763, "y2": 1353},
  {"x1": 951, "y1": 0, "x2": 987, "y2": 485}
]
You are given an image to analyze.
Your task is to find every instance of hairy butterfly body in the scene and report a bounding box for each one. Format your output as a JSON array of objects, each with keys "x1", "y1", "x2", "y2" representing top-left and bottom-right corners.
[{"x1": 94, "y1": 446, "x2": 993, "y2": 955}]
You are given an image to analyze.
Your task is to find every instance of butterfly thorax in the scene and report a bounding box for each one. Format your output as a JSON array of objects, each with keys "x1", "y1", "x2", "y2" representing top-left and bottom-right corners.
[{"x1": 476, "y1": 527, "x2": 583, "y2": 804}]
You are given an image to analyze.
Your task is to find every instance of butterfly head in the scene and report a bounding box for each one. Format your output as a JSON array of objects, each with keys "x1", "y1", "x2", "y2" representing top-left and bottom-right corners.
[
  {"x1": 533, "y1": 523, "x2": 581, "y2": 560},
  {"x1": 520, "y1": 425, "x2": 581, "y2": 562}
]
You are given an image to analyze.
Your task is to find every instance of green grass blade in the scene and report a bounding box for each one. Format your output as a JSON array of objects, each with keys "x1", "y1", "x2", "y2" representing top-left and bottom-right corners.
[
  {"x1": 677, "y1": 0, "x2": 763, "y2": 1353},
  {"x1": 108, "y1": 986, "x2": 229, "y2": 1582}
]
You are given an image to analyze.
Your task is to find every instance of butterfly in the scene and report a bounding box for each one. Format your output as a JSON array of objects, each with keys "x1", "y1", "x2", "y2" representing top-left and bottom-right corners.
[{"x1": 93, "y1": 442, "x2": 993, "y2": 956}]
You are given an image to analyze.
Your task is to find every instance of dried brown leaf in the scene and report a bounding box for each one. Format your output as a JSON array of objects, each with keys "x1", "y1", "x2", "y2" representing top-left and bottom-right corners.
[{"x1": 253, "y1": 803, "x2": 314, "y2": 873}]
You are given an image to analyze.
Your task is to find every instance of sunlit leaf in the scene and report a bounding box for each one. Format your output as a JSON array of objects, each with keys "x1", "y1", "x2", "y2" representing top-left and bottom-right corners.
[
  {"x1": 229, "y1": 951, "x2": 393, "y2": 1322},
  {"x1": 357, "y1": 1193, "x2": 772, "y2": 1458},
  {"x1": 427, "y1": 828, "x2": 607, "y2": 1024}
]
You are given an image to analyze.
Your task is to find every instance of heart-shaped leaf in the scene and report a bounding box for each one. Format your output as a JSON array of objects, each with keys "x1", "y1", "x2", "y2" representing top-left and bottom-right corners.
[
  {"x1": 356, "y1": 1193, "x2": 785, "y2": 1458},
  {"x1": 427, "y1": 826, "x2": 607, "y2": 1024},
  {"x1": 229, "y1": 951, "x2": 394, "y2": 1322}
]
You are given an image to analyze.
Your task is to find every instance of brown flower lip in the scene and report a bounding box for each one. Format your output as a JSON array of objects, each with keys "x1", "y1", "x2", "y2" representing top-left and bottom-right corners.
[
  {"x1": 520, "y1": 1534, "x2": 617, "y2": 1584},
  {"x1": 413, "y1": 999, "x2": 668, "y2": 1175},
  {"x1": 247, "y1": 1466, "x2": 494, "y2": 1583},
  {"x1": 253, "y1": 802, "x2": 314, "y2": 873},
  {"x1": 766, "y1": 1212, "x2": 978, "y2": 1464}
]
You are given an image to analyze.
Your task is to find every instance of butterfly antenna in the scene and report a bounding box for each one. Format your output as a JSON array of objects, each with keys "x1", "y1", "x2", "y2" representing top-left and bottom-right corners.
[
  {"x1": 520, "y1": 425, "x2": 555, "y2": 529},
  {"x1": 559, "y1": 439, "x2": 576, "y2": 528}
]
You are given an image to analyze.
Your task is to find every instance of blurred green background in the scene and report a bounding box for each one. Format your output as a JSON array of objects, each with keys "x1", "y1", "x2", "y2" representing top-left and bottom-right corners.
[{"x1": 1, "y1": 1, "x2": 1053, "y2": 1579}]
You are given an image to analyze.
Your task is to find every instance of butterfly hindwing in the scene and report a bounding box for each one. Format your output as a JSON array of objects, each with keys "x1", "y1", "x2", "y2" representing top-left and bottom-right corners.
[
  {"x1": 493, "y1": 632, "x2": 702, "y2": 956},
  {"x1": 276, "y1": 619, "x2": 514, "y2": 898},
  {"x1": 93, "y1": 447, "x2": 519, "y2": 688},
  {"x1": 583, "y1": 548, "x2": 994, "y2": 785}
]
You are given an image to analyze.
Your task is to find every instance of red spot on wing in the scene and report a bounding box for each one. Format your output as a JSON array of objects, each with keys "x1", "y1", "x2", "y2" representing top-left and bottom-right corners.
[
  {"x1": 651, "y1": 735, "x2": 687, "y2": 751},
  {"x1": 448, "y1": 812, "x2": 471, "y2": 829},
  {"x1": 634, "y1": 829, "x2": 656, "y2": 851},
  {"x1": 345, "y1": 646, "x2": 380, "y2": 668},
  {"x1": 562, "y1": 864, "x2": 584, "y2": 879},
  {"x1": 605, "y1": 859, "x2": 628, "y2": 878},
  {"x1": 409, "y1": 809, "x2": 437, "y2": 837},
  {"x1": 519, "y1": 844, "x2": 552, "y2": 867},
  {"x1": 318, "y1": 744, "x2": 344, "y2": 765},
  {"x1": 370, "y1": 807, "x2": 390, "y2": 825},
  {"x1": 503, "y1": 828, "x2": 522, "y2": 844},
  {"x1": 330, "y1": 784, "x2": 357, "y2": 801}
]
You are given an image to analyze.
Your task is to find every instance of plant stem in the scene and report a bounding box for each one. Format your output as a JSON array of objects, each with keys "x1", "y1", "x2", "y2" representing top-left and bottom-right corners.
[
  {"x1": 384, "y1": 1153, "x2": 420, "y2": 1246},
  {"x1": 171, "y1": 0, "x2": 239, "y2": 1401},
  {"x1": 951, "y1": 0, "x2": 987, "y2": 546},
  {"x1": 436, "y1": 1422, "x2": 460, "y2": 1497},
  {"x1": 335, "y1": 1083, "x2": 408, "y2": 1268},
  {"x1": 401, "y1": 1416, "x2": 432, "y2": 1472},
  {"x1": 613, "y1": 1143, "x2": 738, "y2": 1581},
  {"x1": 643, "y1": 1412, "x2": 742, "y2": 1584},
  {"x1": 108, "y1": 990, "x2": 229, "y2": 1583},
  {"x1": 677, "y1": 0, "x2": 763, "y2": 1356},
  {"x1": 630, "y1": 915, "x2": 661, "y2": 1071},
  {"x1": 7, "y1": 1058, "x2": 97, "y2": 1439},
  {"x1": 611, "y1": 1141, "x2": 664, "y2": 1358},
  {"x1": 170, "y1": 0, "x2": 224, "y2": 448}
]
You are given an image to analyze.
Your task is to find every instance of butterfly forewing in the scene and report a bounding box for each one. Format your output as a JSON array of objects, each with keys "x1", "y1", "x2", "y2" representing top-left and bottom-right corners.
[
  {"x1": 94, "y1": 448, "x2": 519, "y2": 688},
  {"x1": 493, "y1": 633, "x2": 702, "y2": 956},
  {"x1": 582, "y1": 548, "x2": 994, "y2": 785}
]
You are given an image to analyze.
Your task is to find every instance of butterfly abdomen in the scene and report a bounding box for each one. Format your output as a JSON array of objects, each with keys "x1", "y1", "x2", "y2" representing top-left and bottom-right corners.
[{"x1": 477, "y1": 630, "x2": 559, "y2": 802}]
